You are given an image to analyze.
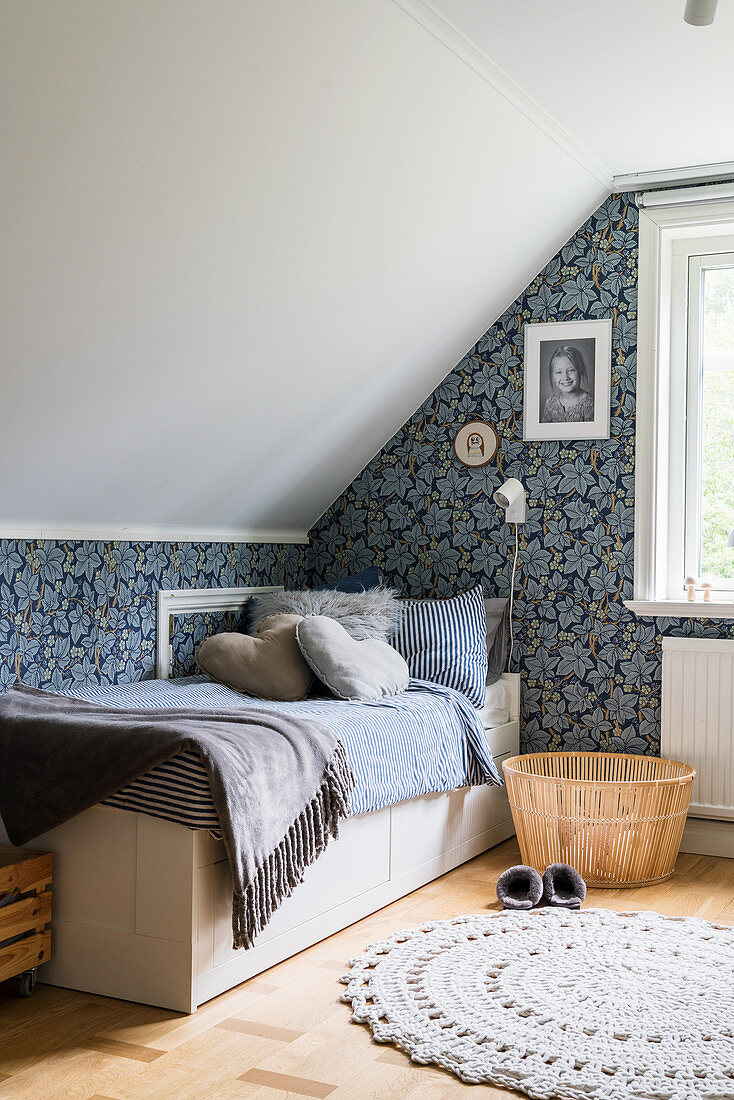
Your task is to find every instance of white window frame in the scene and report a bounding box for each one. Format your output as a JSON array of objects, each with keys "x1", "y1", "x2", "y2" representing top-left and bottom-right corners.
[{"x1": 627, "y1": 183, "x2": 734, "y2": 619}]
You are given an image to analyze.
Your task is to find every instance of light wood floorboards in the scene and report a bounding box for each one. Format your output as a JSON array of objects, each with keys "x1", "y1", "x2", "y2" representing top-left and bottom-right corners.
[{"x1": 1, "y1": 838, "x2": 732, "y2": 1099}]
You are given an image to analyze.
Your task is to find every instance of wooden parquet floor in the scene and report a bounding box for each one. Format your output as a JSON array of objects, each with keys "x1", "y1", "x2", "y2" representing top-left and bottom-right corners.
[{"x1": 1, "y1": 838, "x2": 732, "y2": 1100}]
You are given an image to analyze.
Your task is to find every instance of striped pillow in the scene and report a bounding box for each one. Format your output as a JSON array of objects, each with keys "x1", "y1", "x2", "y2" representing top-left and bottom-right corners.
[{"x1": 392, "y1": 586, "x2": 488, "y2": 707}]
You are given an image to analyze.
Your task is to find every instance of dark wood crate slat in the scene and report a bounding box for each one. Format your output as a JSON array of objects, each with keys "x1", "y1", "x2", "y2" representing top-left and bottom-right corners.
[{"x1": 0, "y1": 846, "x2": 44, "y2": 867}]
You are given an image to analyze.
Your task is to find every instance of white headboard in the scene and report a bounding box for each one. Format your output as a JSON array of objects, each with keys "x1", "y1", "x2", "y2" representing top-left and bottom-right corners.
[{"x1": 155, "y1": 585, "x2": 284, "y2": 679}]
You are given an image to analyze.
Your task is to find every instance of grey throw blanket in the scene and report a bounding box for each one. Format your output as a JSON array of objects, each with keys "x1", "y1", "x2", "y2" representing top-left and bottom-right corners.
[{"x1": 0, "y1": 684, "x2": 355, "y2": 950}]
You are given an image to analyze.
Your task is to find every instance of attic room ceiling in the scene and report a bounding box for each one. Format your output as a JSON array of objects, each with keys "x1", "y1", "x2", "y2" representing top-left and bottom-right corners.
[
  {"x1": 422, "y1": 0, "x2": 734, "y2": 175},
  {"x1": 2, "y1": 0, "x2": 728, "y2": 542}
]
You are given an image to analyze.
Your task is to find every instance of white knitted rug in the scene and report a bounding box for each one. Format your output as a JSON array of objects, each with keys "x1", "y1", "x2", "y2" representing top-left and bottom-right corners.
[{"x1": 340, "y1": 909, "x2": 734, "y2": 1100}]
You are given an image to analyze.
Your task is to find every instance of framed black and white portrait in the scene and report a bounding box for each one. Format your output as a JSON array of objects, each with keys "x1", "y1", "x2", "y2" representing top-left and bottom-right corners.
[{"x1": 523, "y1": 318, "x2": 612, "y2": 441}]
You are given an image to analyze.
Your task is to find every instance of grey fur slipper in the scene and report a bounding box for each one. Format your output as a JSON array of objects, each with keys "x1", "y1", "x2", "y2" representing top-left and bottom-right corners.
[
  {"x1": 496, "y1": 865, "x2": 543, "y2": 910},
  {"x1": 542, "y1": 863, "x2": 587, "y2": 909}
]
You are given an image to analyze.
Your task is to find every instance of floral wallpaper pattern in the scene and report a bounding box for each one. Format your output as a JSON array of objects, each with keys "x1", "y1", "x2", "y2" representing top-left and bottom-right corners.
[
  {"x1": 3, "y1": 190, "x2": 733, "y2": 756},
  {"x1": 308, "y1": 191, "x2": 734, "y2": 754},
  {"x1": 0, "y1": 539, "x2": 309, "y2": 693},
  {"x1": 171, "y1": 610, "x2": 240, "y2": 678}
]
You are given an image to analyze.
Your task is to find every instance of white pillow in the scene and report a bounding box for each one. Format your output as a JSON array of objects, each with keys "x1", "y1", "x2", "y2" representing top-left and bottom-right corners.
[{"x1": 477, "y1": 679, "x2": 510, "y2": 727}]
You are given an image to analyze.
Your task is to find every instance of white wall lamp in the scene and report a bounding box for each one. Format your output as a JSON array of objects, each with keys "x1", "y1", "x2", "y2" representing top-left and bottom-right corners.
[
  {"x1": 493, "y1": 478, "x2": 526, "y2": 524},
  {"x1": 684, "y1": 0, "x2": 717, "y2": 25}
]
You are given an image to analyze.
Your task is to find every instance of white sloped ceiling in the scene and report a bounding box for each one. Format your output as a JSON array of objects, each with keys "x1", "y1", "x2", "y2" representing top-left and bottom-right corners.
[{"x1": 0, "y1": 0, "x2": 609, "y2": 541}]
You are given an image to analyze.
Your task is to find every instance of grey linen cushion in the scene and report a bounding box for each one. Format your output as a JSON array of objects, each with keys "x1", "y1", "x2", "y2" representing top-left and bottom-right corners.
[
  {"x1": 246, "y1": 587, "x2": 401, "y2": 641},
  {"x1": 296, "y1": 615, "x2": 410, "y2": 702},
  {"x1": 196, "y1": 614, "x2": 313, "y2": 701}
]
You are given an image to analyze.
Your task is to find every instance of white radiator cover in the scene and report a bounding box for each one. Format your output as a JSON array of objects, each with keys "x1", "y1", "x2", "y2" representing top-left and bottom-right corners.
[{"x1": 661, "y1": 637, "x2": 734, "y2": 821}]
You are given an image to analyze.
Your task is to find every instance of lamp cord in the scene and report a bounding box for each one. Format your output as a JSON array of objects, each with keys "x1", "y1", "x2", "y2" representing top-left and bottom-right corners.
[{"x1": 508, "y1": 524, "x2": 518, "y2": 673}]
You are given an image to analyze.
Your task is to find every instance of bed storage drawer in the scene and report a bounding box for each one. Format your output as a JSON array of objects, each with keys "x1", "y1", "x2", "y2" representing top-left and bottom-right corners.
[
  {"x1": 390, "y1": 755, "x2": 513, "y2": 878},
  {"x1": 485, "y1": 721, "x2": 520, "y2": 759},
  {"x1": 206, "y1": 805, "x2": 392, "y2": 968}
]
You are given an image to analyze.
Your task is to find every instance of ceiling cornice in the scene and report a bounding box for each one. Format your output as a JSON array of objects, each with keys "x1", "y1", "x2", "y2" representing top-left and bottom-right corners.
[
  {"x1": 392, "y1": 0, "x2": 613, "y2": 189},
  {"x1": 0, "y1": 523, "x2": 309, "y2": 546}
]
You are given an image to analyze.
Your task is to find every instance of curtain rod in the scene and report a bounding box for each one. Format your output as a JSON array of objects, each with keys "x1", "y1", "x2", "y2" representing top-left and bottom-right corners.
[{"x1": 637, "y1": 182, "x2": 734, "y2": 209}]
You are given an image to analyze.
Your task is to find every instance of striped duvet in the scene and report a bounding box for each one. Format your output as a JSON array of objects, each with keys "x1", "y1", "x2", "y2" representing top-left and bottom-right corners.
[{"x1": 63, "y1": 676, "x2": 502, "y2": 833}]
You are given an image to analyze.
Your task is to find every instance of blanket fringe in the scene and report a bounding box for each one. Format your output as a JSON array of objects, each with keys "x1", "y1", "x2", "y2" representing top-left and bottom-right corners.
[{"x1": 232, "y1": 739, "x2": 355, "y2": 950}]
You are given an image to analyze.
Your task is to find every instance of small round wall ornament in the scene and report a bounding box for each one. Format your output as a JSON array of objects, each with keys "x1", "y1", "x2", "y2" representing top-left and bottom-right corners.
[{"x1": 453, "y1": 420, "x2": 499, "y2": 468}]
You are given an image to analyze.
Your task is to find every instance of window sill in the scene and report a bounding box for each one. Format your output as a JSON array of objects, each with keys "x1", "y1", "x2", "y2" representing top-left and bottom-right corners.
[{"x1": 624, "y1": 599, "x2": 734, "y2": 619}]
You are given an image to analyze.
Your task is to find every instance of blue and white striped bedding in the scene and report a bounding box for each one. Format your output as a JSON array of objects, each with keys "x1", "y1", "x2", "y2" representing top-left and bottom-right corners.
[
  {"x1": 392, "y1": 586, "x2": 489, "y2": 708},
  {"x1": 62, "y1": 676, "x2": 502, "y2": 833}
]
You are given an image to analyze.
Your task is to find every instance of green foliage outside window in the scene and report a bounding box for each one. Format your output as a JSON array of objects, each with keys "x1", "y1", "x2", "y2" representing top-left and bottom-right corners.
[{"x1": 700, "y1": 268, "x2": 734, "y2": 580}]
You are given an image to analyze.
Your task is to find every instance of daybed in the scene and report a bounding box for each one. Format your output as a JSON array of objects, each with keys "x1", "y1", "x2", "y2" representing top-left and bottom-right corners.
[{"x1": 0, "y1": 586, "x2": 519, "y2": 1013}]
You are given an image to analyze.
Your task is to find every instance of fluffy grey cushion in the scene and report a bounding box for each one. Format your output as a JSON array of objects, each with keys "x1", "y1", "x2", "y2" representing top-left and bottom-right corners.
[
  {"x1": 247, "y1": 587, "x2": 401, "y2": 642},
  {"x1": 296, "y1": 615, "x2": 410, "y2": 702}
]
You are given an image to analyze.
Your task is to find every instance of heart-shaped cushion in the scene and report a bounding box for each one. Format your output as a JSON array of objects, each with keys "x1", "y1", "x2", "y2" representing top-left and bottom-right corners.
[
  {"x1": 196, "y1": 614, "x2": 313, "y2": 701},
  {"x1": 296, "y1": 615, "x2": 409, "y2": 702}
]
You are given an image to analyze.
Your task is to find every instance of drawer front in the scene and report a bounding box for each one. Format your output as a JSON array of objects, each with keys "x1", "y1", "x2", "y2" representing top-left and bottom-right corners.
[
  {"x1": 210, "y1": 806, "x2": 391, "y2": 967},
  {"x1": 484, "y1": 720, "x2": 519, "y2": 759},
  {"x1": 391, "y1": 759, "x2": 513, "y2": 877}
]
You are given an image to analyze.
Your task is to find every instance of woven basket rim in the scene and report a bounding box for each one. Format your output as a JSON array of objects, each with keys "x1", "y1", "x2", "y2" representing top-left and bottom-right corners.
[{"x1": 502, "y1": 751, "x2": 696, "y2": 787}]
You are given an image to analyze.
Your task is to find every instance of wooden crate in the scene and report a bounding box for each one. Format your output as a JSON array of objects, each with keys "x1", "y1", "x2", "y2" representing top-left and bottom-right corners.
[{"x1": 0, "y1": 847, "x2": 52, "y2": 983}]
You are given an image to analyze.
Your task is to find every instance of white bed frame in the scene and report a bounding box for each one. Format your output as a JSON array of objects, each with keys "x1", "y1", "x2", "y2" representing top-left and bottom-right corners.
[{"x1": 3, "y1": 586, "x2": 520, "y2": 1013}]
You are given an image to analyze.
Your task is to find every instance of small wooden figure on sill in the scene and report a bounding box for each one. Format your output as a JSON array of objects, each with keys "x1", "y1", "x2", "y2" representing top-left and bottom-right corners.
[
  {"x1": 700, "y1": 579, "x2": 713, "y2": 602},
  {"x1": 685, "y1": 576, "x2": 698, "y2": 601}
]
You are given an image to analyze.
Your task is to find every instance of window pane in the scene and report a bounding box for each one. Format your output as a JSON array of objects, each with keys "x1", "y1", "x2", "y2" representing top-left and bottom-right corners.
[{"x1": 700, "y1": 266, "x2": 734, "y2": 581}]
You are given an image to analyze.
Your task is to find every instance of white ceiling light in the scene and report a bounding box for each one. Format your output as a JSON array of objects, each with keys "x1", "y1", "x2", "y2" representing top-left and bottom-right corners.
[{"x1": 684, "y1": 0, "x2": 718, "y2": 25}]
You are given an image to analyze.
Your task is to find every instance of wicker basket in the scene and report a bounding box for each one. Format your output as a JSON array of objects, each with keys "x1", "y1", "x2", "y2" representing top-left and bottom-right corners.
[{"x1": 503, "y1": 752, "x2": 696, "y2": 888}]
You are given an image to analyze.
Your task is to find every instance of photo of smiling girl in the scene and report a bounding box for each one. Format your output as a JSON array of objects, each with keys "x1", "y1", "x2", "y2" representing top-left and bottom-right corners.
[
  {"x1": 540, "y1": 343, "x2": 595, "y2": 424},
  {"x1": 523, "y1": 319, "x2": 610, "y2": 442}
]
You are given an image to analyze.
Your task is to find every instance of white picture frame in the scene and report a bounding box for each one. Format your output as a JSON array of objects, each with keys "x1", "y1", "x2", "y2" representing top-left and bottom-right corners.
[{"x1": 523, "y1": 317, "x2": 612, "y2": 441}]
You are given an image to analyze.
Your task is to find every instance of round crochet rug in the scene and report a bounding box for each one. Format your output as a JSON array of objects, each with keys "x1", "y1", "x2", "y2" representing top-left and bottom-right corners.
[{"x1": 340, "y1": 908, "x2": 734, "y2": 1100}]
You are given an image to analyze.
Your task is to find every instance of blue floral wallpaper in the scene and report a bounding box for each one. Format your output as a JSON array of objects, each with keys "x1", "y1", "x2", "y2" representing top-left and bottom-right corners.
[
  {"x1": 3, "y1": 190, "x2": 733, "y2": 750},
  {"x1": 171, "y1": 610, "x2": 240, "y2": 678},
  {"x1": 307, "y1": 191, "x2": 734, "y2": 754},
  {"x1": 0, "y1": 539, "x2": 309, "y2": 693}
]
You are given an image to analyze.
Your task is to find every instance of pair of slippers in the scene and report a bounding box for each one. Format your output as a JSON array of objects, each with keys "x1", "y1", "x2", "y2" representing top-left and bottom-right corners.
[{"x1": 496, "y1": 863, "x2": 587, "y2": 911}]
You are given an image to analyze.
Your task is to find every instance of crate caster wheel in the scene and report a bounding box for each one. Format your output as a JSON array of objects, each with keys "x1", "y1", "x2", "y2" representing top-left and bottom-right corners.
[{"x1": 19, "y1": 968, "x2": 37, "y2": 998}]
